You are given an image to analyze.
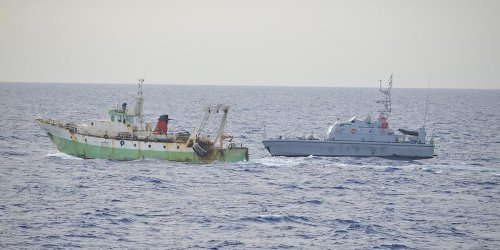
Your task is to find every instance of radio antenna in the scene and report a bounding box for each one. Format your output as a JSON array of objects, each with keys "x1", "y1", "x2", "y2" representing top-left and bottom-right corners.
[{"x1": 423, "y1": 78, "x2": 431, "y2": 129}]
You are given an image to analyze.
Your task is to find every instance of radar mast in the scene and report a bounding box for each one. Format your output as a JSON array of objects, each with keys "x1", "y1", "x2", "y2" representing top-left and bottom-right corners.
[{"x1": 377, "y1": 74, "x2": 393, "y2": 117}]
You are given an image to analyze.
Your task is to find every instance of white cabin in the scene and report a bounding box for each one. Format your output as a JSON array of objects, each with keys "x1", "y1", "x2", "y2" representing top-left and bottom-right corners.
[
  {"x1": 326, "y1": 115, "x2": 397, "y2": 142},
  {"x1": 326, "y1": 115, "x2": 427, "y2": 144}
]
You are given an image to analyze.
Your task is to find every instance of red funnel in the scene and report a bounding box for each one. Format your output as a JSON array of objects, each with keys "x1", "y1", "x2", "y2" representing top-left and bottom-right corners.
[{"x1": 153, "y1": 115, "x2": 170, "y2": 134}]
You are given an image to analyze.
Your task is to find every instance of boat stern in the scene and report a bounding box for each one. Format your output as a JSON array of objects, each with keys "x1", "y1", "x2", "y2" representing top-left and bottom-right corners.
[{"x1": 223, "y1": 146, "x2": 249, "y2": 162}]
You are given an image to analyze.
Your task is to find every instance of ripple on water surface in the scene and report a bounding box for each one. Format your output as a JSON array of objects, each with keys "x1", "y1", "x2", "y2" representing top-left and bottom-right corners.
[{"x1": 0, "y1": 84, "x2": 499, "y2": 248}]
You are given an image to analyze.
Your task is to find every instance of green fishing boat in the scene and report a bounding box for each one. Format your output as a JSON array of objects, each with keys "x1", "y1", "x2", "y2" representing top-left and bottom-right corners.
[{"x1": 36, "y1": 79, "x2": 248, "y2": 163}]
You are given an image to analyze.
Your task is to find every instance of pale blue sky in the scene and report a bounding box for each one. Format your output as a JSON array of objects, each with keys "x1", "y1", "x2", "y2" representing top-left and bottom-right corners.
[{"x1": 1, "y1": 0, "x2": 499, "y2": 88}]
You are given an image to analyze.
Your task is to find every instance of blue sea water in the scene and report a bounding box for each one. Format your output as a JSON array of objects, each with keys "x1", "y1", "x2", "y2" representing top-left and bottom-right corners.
[{"x1": 0, "y1": 83, "x2": 499, "y2": 249}]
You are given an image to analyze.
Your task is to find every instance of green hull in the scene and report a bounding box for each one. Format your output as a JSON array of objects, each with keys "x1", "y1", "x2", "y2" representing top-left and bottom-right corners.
[{"x1": 49, "y1": 133, "x2": 248, "y2": 163}]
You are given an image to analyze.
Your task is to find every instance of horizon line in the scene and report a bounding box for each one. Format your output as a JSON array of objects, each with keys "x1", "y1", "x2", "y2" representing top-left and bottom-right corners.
[{"x1": 0, "y1": 81, "x2": 498, "y2": 90}]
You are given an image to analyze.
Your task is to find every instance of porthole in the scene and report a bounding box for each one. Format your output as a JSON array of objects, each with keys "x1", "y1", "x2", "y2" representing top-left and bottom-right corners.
[
  {"x1": 163, "y1": 145, "x2": 166, "y2": 149},
  {"x1": 177, "y1": 146, "x2": 180, "y2": 149},
  {"x1": 148, "y1": 145, "x2": 151, "y2": 148},
  {"x1": 134, "y1": 144, "x2": 136, "y2": 147}
]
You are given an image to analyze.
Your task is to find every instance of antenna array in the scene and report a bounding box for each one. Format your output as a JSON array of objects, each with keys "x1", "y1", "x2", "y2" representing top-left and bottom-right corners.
[{"x1": 377, "y1": 74, "x2": 393, "y2": 117}]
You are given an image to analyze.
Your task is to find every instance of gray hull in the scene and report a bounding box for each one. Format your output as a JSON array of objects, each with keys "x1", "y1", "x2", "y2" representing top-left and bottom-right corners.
[{"x1": 262, "y1": 140, "x2": 435, "y2": 158}]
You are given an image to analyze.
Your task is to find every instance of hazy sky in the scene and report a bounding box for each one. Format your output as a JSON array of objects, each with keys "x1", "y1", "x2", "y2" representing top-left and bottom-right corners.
[{"x1": 1, "y1": 0, "x2": 499, "y2": 88}]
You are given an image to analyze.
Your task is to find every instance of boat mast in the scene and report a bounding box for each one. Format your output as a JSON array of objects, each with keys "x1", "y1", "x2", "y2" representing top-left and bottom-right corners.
[
  {"x1": 134, "y1": 79, "x2": 144, "y2": 116},
  {"x1": 377, "y1": 74, "x2": 393, "y2": 117}
]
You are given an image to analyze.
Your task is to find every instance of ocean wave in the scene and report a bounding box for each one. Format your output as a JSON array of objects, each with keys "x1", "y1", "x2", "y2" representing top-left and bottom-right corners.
[
  {"x1": 253, "y1": 156, "x2": 305, "y2": 167},
  {"x1": 46, "y1": 151, "x2": 83, "y2": 160},
  {"x1": 1, "y1": 151, "x2": 29, "y2": 157},
  {"x1": 296, "y1": 199, "x2": 322, "y2": 204},
  {"x1": 128, "y1": 176, "x2": 164, "y2": 184},
  {"x1": 375, "y1": 243, "x2": 408, "y2": 249},
  {"x1": 209, "y1": 240, "x2": 244, "y2": 249},
  {"x1": 241, "y1": 214, "x2": 311, "y2": 224}
]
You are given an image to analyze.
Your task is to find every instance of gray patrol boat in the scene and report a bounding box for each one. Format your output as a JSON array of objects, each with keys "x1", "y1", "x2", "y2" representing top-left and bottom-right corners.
[{"x1": 262, "y1": 75, "x2": 435, "y2": 158}]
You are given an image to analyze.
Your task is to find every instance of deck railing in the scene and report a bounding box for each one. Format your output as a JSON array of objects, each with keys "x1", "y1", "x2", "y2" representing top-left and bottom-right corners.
[{"x1": 37, "y1": 117, "x2": 90, "y2": 136}]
